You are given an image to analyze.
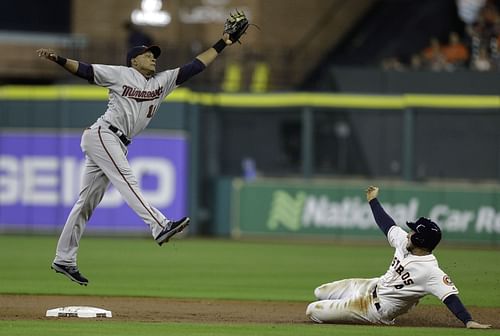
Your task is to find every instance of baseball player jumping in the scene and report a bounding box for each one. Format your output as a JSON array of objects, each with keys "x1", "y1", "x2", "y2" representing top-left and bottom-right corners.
[
  {"x1": 306, "y1": 186, "x2": 491, "y2": 329},
  {"x1": 36, "y1": 18, "x2": 244, "y2": 285}
]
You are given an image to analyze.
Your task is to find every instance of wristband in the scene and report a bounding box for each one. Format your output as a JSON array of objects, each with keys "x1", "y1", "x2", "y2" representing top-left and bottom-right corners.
[
  {"x1": 212, "y1": 39, "x2": 226, "y2": 53},
  {"x1": 55, "y1": 56, "x2": 67, "y2": 66}
]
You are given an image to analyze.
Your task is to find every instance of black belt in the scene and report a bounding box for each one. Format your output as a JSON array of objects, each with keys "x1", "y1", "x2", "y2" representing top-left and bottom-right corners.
[
  {"x1": 108, "y1": 125, "x2": 131, "y2": 146},
  {"x1": 372, "y1": 286, "x2": 381, "y2": 311}
]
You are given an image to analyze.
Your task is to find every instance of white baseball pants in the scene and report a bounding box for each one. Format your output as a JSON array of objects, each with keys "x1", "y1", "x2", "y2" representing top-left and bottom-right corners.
[{"x1": 306, "y1": 277, "x2": 392, "y2": 325}]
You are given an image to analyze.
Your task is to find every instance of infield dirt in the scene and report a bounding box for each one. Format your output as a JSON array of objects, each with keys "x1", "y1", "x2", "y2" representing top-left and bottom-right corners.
[{"x1": 0, "y1": 294, "x2": 498, "y2": 328}]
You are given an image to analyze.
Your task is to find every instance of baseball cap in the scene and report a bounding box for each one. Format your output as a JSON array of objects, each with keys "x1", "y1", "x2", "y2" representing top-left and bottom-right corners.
[
  {"x1": 406, "y1": 217, "x2": 442, "y2": 250},
  {"x1": 126, "y1": 45, "x2": 161, "y2": 67}
]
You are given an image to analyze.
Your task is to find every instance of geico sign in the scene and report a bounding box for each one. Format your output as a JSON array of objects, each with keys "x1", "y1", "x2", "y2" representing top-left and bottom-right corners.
[{"x1": 0, "y1": 155, "x2": 175, "y2": 207}]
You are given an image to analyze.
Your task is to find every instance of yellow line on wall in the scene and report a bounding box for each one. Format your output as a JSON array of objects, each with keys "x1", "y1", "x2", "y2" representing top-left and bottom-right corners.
[{"x1": 1, "y1": 85, "x2": 499, "y2": 109}]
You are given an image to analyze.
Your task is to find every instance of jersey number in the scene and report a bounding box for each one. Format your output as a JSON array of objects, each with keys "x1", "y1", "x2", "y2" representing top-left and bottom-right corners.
[{"x1": 147, "y1": 105, "x2": 157, "y2": 118}]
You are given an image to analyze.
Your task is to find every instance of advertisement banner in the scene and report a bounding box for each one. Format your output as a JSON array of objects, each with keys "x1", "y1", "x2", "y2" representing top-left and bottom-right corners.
[
  {"x1": 232, "y1": 180, "x2": 500, "y2": 244},
  {"x1": 0, "y1": 131, "x2": 187, "y2": 233}
]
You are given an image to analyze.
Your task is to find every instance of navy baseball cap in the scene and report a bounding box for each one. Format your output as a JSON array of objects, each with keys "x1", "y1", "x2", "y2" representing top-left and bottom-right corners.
[
  {"x1": 406, "y1": 217, "x2": 442, "y2": 250},
  {"x1": 126, "y1": 45, "x2": 161, "y2": 67}
]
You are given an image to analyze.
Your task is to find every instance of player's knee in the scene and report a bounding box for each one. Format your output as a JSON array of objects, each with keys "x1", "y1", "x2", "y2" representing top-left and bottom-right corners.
[
  {"x1": 314, "y1": 286, "x2": 322, "y2": 299},
  {"x1": 306, "y1": 302, "x2": 324, "y2": 323},
  {"x1": 314, "y1": 284, "x2": 330, "y2": 299}
]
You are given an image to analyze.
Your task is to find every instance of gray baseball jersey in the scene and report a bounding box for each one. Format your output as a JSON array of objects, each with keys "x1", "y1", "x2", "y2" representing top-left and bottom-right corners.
[
  {"x1": 54, "y1": 65, "x2": 180, "y2": 267},
  {"x1": 93, "y1": 64, "x2": 179, "y2": 138},
  {"x1": 306, "y1": 226, "x2": 459, "y2": 325}
]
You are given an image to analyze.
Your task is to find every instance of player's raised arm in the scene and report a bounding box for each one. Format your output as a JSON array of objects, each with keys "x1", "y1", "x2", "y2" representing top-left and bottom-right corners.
[
  {"x1": 175, "y1": 10, "x2": 249, "y2": 86},
  {"x1": 36, "y1": 48, "x2": 94, "y2": 82},
  {"x1": 366, "y1": 186, "x2": 396, "y2": 236},
  {"x1": 196, "y1": 9, "x2": 248, "y2": 67},
  {"x1": 175, "y1": 34, "x2": 233, "y2": 86}
]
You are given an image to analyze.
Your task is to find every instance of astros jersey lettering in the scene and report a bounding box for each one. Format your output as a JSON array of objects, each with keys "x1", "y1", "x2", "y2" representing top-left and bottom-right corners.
[
  {"x1": 377, "y1": 226, "x2": 459, "y2": 320},
  {"x1": 306, "y1": 225, "x2": 459, "y2": 325}
]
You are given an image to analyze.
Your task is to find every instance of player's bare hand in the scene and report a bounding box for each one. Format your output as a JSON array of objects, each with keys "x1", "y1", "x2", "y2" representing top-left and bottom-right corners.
[
  {"x1": 222, "y1": 33, "x2": 233, "y2": 46},
  {"x1": 366, "y1": 186, "x2": 379, "y2": 202},
  {"x1": 466, "y1": 321, "x2": 491, "y2": 329},
  {"x1": 36, "y1": 48, "x2": 58, "y2": 62}
]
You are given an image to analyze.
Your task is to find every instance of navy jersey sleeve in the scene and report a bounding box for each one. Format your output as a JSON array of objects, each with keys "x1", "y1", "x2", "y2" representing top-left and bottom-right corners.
[
  {"x1": 75, "y1": 62, "x2": 94, "y2": 83},
  {"x1": 443, "y1": 294, "x2": 472, "y2": 325},
  {"x1": 369, "y1": 198, "x2": 396, "y2": 236},
  {"x1": 176, "y1": 58, "x2": 206, "y2": 85}
]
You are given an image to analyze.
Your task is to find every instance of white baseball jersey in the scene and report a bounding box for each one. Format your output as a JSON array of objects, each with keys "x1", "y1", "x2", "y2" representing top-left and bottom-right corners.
[
  {"x1": 376, "y1": 225, "x2": 459, "y2": 320},
  {"x1": 92, "y1": 64, "x2": 179, "y2": 138},
  {"x1": 306, "y1": 225, "x2": 459, "y2": 325}
]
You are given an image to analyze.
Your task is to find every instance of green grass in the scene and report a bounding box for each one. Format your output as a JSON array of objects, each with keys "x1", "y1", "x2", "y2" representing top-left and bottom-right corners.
[
  {"x1": 1, "y1": 321, "x2": 499, "y2": 336},
  {"x1": 0, "y1": 235, "x2": 499, "y2": 305},
  {"x1": 0, "y1": 235, "x2": 499, "y2": 335}
]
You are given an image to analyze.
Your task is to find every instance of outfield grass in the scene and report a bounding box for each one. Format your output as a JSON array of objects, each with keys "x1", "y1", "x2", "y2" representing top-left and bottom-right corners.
[
  {"x1": 0, "y1": 235, "x2": 499, "y2": 335},
  {"x1": 0, "y1": 321, "x2": 496, "y2": 336}
]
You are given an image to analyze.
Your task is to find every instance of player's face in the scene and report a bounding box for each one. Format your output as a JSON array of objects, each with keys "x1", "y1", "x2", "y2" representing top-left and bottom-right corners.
[
  {"x1": 133, "y1": 51, "x2": 157, "y2": 76},
  {"x1": 406, "y1": 231, "x2": 415, "y2": 251}
]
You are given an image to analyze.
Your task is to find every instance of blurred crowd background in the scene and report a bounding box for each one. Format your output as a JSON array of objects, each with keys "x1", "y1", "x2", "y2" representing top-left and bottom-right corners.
[
  {"x1": 2, "y1": 0, "x2": 499, "y2": 91},
  {"x1": 380, "y1": 0, "x2": 500, "y2": 72}
]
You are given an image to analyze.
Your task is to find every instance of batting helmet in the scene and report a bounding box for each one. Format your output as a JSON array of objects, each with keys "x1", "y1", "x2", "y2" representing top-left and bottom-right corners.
[
  {"x1": 126, "y1": 45, "x2": 161, "y2": 67},
  {"x1": 406, "y1": 217, "x2": 442, "y2": 251}
]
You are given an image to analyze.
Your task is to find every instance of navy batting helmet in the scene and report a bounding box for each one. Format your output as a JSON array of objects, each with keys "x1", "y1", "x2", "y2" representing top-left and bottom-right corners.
[{"x1": 406, "y1": 217, "x2": 442, "y2": 251}]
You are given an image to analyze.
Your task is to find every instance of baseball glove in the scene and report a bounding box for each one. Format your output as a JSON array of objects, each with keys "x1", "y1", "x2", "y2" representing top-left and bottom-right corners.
[{"x1": 224, "y1": 10, "x2": 249, "y2": 43}]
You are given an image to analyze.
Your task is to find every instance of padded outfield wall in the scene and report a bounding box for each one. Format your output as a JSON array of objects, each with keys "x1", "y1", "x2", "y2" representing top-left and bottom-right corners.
[
  {"x1": 0, "y1": 86, "x2": 190, "y2": 234},
  {"x1": 1, "y1": 85, "x2": 500, "y2": 242},
  {"x1": 215, "y1": 178, "x2": 500, "y2": 245}
]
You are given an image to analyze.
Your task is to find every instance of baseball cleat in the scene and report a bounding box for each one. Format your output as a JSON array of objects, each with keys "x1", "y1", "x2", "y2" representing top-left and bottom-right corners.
[
  {"x1": 51, "y1": 262, "x2": 89, "y2": 286},
  {"x1": 155, "y1": 217, "x2": 190, "y2": 246}
]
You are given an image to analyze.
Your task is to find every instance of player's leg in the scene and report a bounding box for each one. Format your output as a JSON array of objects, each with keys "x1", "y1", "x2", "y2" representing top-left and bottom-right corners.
[
  {"x1": 54, "y1": 156, "x2": 109, "y2": 265},
  {"x1": 313, "y1": 278, "x2": 378, "y2": 300},
  {"x1": 306, "y1": 296, "x2": 376, "y2": 324},
  {"x1": 307, "y1": 278, "x2": 380, "y2": 324},
  {"x1": 85, "y1": 126, "x2": 186, "y2": 241},
  {"x1": 52, "y1": 153, "x2": 110, "y2": 285}
]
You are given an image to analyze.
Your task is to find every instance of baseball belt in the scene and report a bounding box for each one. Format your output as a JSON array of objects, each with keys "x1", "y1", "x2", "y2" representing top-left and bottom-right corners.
[
  {"x1": 372, "y1": 285, "x2": 381, "y2": 311},
  {"x1": 108, "y1": 124, "x2": 131, "y2": 146}
]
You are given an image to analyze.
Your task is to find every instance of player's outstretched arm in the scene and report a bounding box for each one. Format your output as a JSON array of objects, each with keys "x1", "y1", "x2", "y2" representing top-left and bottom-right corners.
[
  {"x1": 175, "y1": 34, "x2": 233, "y2": 86},
  {"x1": 37, "y1": 48, "x2": 79, "y2": 73},
  {"x1": 196, "y1": 33, "x2": 233, "y2": 67},
  {"x1": 443, "y1": 294, "x2": 491, "y2": 329},
  {"x1": 366, "y1": 186, "x2": 396, "y2": 236},
  {"x1": 36, "y1": 48, "x2": 94, "y2": 81},
  {"x1": 176, "y1": 10, "x2": 248, "y2": 85},
  {"x1": 196, "y1": 9, "x2": 248, "y2": 66}
]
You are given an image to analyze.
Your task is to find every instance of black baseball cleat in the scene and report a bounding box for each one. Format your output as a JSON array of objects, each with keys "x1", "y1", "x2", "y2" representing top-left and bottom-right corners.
[
  {"x1": 51, "y1": 262, "x2": 89, "y2": 286},
  {"x1": 155, "y1": 217, "x2": 190, "y2": 246}
]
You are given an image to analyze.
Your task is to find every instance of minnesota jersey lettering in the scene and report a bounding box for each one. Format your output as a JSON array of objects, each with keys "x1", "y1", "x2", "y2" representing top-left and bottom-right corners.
[{"x1": 122, "y1": 85, "x2": 164, "y2": 102}]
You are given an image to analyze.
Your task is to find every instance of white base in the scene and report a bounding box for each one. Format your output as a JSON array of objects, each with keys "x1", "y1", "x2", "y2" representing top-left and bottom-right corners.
[{"x1": 46, "y1": 306, "x2": 112, "y2": 318}]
